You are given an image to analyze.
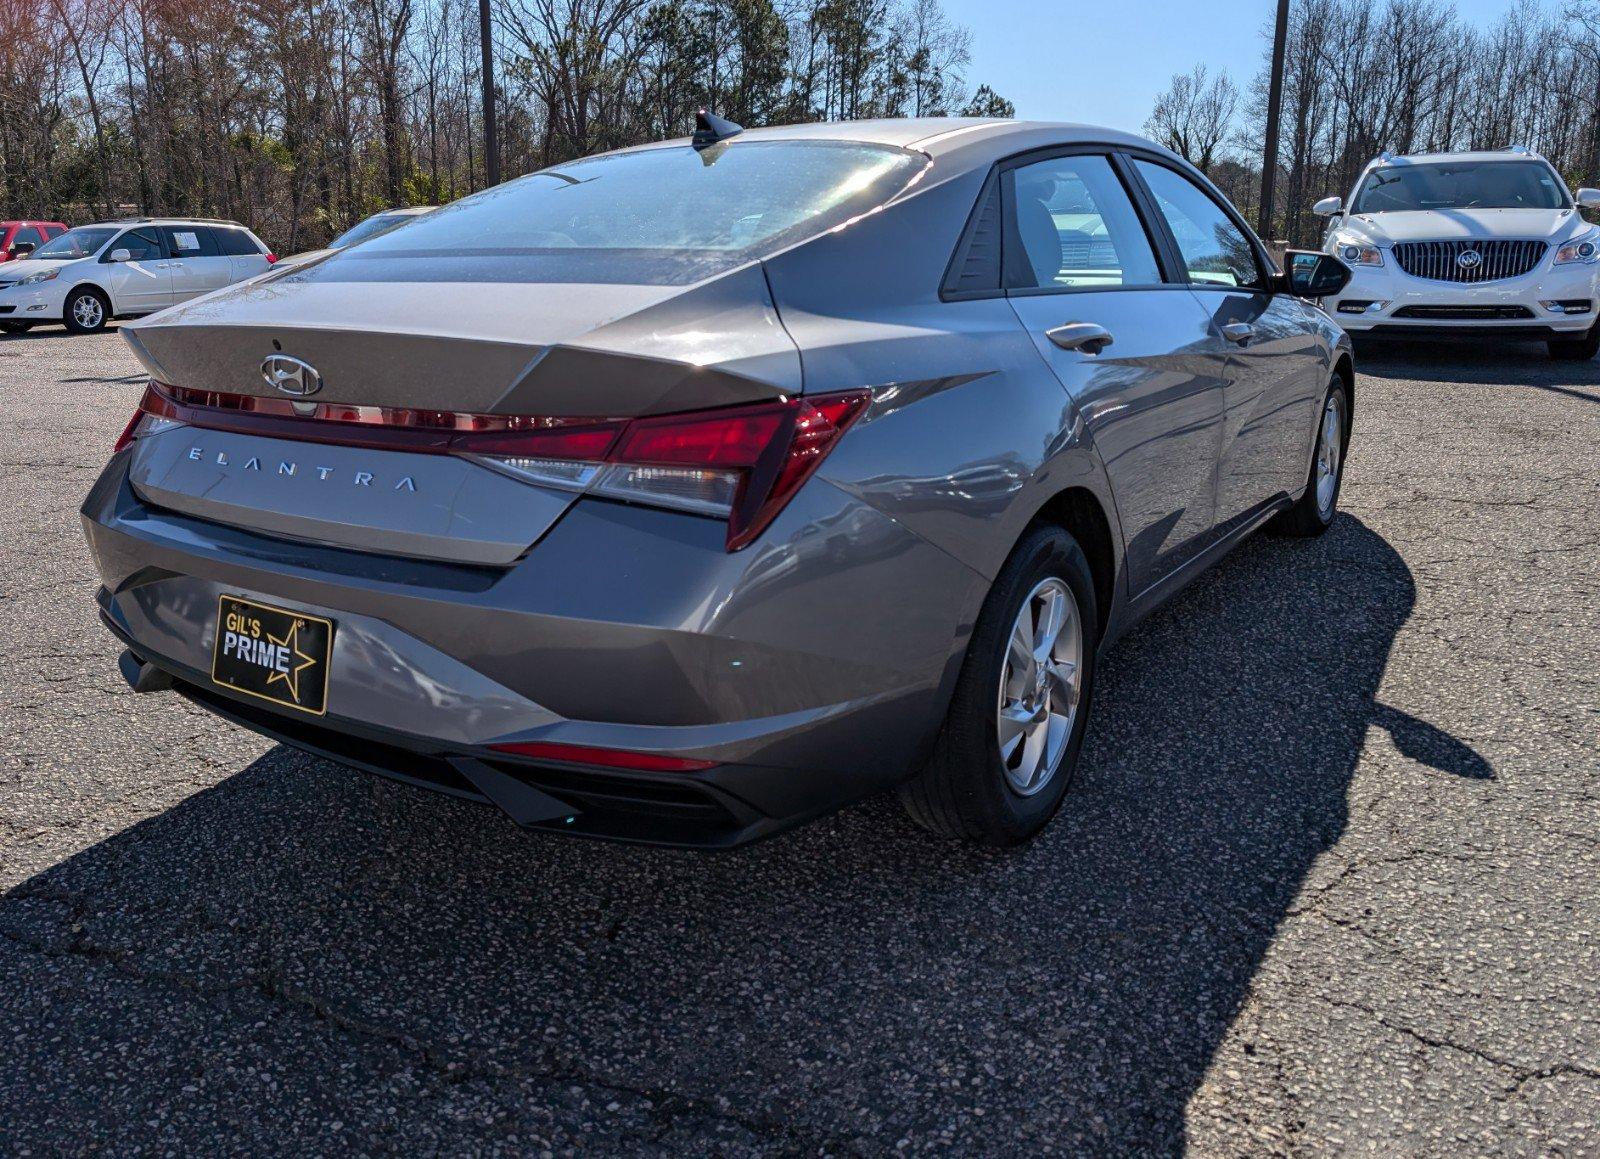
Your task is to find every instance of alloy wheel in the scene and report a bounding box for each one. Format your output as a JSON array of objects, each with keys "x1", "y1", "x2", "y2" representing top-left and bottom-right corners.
[
  {"x1": 996, "y1": 577, "x2": 1083, "y2": 796},
  {"x1": 72, "y1": 294, "x2": 104, "y2": 330},
  {"x1": 1315, "y1": 391, "x2": 1343, "y2": 519}
]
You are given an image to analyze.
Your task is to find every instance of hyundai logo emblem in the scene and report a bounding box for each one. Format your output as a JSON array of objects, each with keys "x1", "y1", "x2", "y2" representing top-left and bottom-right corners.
[
  {"x1": 261, "y1": 354, "x2": 322, "y2": 397},
  {"x1": 1456, "y1": 249, "x2": 1483, "y2": 270}
]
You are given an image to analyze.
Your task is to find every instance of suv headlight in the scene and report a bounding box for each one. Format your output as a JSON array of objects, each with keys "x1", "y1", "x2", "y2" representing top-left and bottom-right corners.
[
  {"x1": 16, "y1": 268, "x2": 58, "y2": 286},
  {"x1": 1553, "y1": 231, "x2": 1599, "y2": 265},
  {"x1": 1333, "y1": 236, "x2": 1383, "y2": 267}
]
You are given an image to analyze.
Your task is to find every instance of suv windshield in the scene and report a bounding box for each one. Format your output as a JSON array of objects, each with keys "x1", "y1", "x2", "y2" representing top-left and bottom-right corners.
[
  {"x1": 32, "y1": 226, "x2": 118, "y2": 260},
  {"x1": 322, "y1": 141, "x2": 926, "y2": 285},
  {"x1": 1353, "y1": 161, "x2": 1568, "y2": 213}
]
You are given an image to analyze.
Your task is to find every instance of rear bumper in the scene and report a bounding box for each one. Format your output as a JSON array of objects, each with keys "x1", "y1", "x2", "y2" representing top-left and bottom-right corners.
[{"x1": 82, "y1": 452, "x2": 982, "y2": 846}]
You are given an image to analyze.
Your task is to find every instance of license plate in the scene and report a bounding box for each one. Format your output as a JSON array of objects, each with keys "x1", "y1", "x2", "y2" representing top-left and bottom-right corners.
[{"x1": 212, "y1": 595, "x2": 334, "y2": 715}]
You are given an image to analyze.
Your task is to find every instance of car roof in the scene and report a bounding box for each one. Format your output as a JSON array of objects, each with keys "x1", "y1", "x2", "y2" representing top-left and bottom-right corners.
[
  {"x1": 95, "y1": 217, "x2": 255, "y2": 230},
  {"x1": 1362, "y1": 150, "x2": 1551, "y2": 168},
  {"x1": 618, "y1": 118, "x2": 1166, "y2": 161}
]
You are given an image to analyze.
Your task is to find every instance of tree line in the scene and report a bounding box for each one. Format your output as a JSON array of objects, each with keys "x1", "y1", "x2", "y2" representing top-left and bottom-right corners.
[
  {"x1": 1145, "y1": 0, "x2": 1600, "y2": 246},
  {"x1": 0, "y1": 0, "x2": 1011, "y2": 250}
]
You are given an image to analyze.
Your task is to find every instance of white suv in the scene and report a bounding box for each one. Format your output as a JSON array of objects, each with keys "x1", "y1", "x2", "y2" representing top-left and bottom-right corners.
[
  {"x1": 0, "y1": 218, "x2": 274, "y2": 336},
  {"x1": 1313, "y1": 149, "x2": 1600, "y2": 360}
]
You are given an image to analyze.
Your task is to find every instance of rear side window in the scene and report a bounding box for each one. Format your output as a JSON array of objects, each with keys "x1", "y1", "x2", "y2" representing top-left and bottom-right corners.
[
  {"x1": 1134, "y1": 161, "x2": 1264, "y2": 289},
  {"x1": 214, "y1": 228, "x2": 261, "y2": 256},
  {"x1": 1004, "y1": 155, "x2": 1162, "y2": 290},
  {"x1": 46, "y1": 224, "x2": 65, "y2": 238},
  {"x1": 110, "y1": 228, "x2": 165, "y2": 262},
  {"x1": 162, "y1": 226, "x2": 220, "y2": 257}
]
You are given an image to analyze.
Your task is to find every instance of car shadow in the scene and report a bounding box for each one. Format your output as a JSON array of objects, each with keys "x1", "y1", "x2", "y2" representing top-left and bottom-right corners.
[
  {"x1": 0, "y1": 516, "x2": 1491, "y2": 1151},
  {"x1": 1353, "y1": 337, "x2": 1600, "y2": 402}
]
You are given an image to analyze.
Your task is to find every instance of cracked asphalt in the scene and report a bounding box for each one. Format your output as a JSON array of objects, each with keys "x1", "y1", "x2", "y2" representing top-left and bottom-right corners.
[{"x1": 1, "y1": 326, "x2": 1597, "y2": 1155}]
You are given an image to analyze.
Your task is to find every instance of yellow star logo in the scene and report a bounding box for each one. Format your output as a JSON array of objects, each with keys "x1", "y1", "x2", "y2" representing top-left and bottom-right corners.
[{"x1": 265, "y1": 619, "x2": 319, "y2": 704}]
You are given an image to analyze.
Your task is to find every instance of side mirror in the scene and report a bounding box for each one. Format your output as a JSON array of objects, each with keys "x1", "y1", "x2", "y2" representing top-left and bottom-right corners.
[
  {"x1": 1576, "y1": 188, "x2": 1600, "y2": 210},
  {"x1": 1280, "y1": 249, "x2": 1351, "y2": 298},
  {"x1": 107, "y1": 247, "x2": 132, "y2": 263},
  {"x1": 1312, "y1": 195, "x2": 1344, "y2": 217},
  {"x1": 10, "y1": 241, "x2": 34, "y2": 258}
]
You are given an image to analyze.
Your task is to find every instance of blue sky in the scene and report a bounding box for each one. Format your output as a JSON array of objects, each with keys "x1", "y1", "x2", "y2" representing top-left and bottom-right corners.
[{"x1": 941, "y1": 0, "x2": 1522, "y2": 132}]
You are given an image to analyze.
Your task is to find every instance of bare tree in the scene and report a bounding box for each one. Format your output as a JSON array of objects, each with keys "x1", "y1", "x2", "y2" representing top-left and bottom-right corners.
[{"x1": 1145, "y1": 64, "x2": 1239, "y2": 174}]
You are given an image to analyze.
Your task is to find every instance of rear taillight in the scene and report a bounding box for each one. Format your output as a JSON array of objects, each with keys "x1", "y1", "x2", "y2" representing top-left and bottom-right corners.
[
  {"x1": 489, "y1": 391, "x2": 870, "y2": 550},
  {"x1": 132, "y1": 382, "x2": 871, "y2": 551},
  {"x1": 113, "y1": 390, "x2": 185, "y2": 452},
  {"x1": 265, "y1": 253, "x2": 278, "y2": 264},
  {"x1": 589, "y1": 392, "x2": 870, "y2": 550}
]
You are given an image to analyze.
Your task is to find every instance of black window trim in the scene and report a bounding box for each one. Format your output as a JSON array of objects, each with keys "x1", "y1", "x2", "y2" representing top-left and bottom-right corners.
[
  {"x1": 939, "y1": 168, "x2": 1003, "y2": 302},
  {"x1": 940, "y1": 141, "x2": 1276, "y2": 302},
  {"x1": 1122, "y1": 153, "x2": 1277, "y2": 293}
]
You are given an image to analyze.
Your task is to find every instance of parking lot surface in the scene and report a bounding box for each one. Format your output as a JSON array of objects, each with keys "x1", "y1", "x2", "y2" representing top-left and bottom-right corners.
[{"x1": 1, "y1": 327, "x2": 1596, "y2": 1154}]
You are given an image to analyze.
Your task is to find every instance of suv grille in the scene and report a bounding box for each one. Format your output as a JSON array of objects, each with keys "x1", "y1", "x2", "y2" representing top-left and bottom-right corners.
[
  {"x1": 1392, "y1": 305, "x2": 1535, "y2": 320},
  {"x1": 1392, "y1": 239, "x2": 1547, "y2": 283}
]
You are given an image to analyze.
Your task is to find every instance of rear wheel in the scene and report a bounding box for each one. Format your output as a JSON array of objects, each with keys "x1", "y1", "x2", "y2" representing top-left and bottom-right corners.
[
  {"x1": 900, "y1": 525, "x2": 1098, "y2": 846},
  {"x1": 1548, "y1": 322, "x2": 1599, "y2": 361},
  {"x1": 1267, "y1": 376, "x2": 1348, "y2": 538},
  {"x1": 0, "y1": 322, "x2": 30, "y2": 335},
  {"x1": 63, "y1": 288, "x2": 109, "y2": 334}
]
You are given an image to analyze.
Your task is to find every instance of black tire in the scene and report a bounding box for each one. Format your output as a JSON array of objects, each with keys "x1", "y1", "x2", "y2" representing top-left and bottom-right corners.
[
  {"x1": 899, "y1": 525, "x2": 1098, "y2": 846},
  {"x1": 1548, "y1": 322, "x2": 1599, "y2": 361},
  {"x1": 1267, "y1": 376, "x2": 1350, "y2": 538},
  {"x1": 0, "y1": 322, "x2": 30, "y2": 334},
  {"x1": 63, "y1": 287, "x2": 109, "y2": 334}
]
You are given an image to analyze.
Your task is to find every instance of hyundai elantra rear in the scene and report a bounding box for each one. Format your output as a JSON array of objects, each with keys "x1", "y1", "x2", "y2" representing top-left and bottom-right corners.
[{"x1": 82, "y1": 118, "x2": 1354, "y2": 848}]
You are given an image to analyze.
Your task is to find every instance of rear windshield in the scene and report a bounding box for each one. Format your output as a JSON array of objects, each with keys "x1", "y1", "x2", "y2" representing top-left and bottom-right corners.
[
  {"x1": 1352, "y1": 161, "x2": 1569, "y2": 213},
  {"x1": 331, "y1": 211, "x2": 425, "y2": 249},
  {"x1": 32, "y1": 225, "x2": 117, "y2": 260},
  {"x1": 315, "y1": 141, "x2": 925, "y2": 285}
]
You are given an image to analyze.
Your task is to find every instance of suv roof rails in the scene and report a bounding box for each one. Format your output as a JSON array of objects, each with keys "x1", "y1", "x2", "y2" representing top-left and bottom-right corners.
[
  {"x1": 109, "y1": 216, "x2": 248, "y2": 228},
  {"x1": 1497, "y1": 144, "x2": 1540, "y2": 157}
]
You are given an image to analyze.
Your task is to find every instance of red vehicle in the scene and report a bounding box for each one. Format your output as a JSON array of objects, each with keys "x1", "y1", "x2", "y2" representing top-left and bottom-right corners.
[{"x1": 0, "y1": 221, "x2": 68, "y2": 262}]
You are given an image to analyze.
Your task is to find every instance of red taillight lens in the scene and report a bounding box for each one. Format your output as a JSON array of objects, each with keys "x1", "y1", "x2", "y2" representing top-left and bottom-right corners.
[
  {"x1": 112, "y1": 409, "x2": 143, "y2": 453},
  {"x1": 595, "y1": 391, "x2": 870, "y2": 549},
  {"x1": 265, "y1": 253, "x2": 278, "y2": 264},
  {"x1": 135, "y1": 381, "x2": 870, "y2": 551},
  {"x1": 489, "y1": 741, "x2": 718, "y2": 772},
  {"x1": 113, "y1": 387, "x2": 184, "y2": 451}
]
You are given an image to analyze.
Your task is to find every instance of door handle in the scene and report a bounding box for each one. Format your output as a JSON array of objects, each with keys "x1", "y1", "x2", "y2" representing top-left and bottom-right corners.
[
  {"x1": 1221, "y1": 322, "x2": 1255, "y2": 346},
  {"x1": 1046, "y1": 322, "x2": 1114, "y2": 355}
]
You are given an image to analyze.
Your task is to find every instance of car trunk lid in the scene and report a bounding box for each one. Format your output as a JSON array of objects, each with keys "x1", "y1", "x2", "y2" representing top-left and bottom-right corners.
[{"x1": 120, "y1": 257, "x2": 804, "y2": 563}]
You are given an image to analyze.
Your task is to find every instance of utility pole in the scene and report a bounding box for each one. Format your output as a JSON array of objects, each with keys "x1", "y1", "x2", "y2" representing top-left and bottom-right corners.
[
  {"x1": 1258, "y1": 0, "x2": 1291, "y2": 240},
  {"x1": 479, "y1": 0, "x2": 500, "y2": 187}
]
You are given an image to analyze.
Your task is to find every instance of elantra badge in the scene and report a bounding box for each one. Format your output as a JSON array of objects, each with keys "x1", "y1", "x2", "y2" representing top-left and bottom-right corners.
[
  {"x1": 1456, "y1": 249, "x2": 1482, "y2": 270},
  {"x1": 262, "y1": 354, "x2": 322, "y2": 397}
]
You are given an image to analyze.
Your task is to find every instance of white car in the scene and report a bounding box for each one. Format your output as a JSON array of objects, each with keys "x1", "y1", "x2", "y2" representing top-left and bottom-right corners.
[
  {"x1": 1313, "y1": 148, "x2": 1600, "y2": 360},
  {"x1": 0, "y1": 218, "x2": 274, "y2": 336}
]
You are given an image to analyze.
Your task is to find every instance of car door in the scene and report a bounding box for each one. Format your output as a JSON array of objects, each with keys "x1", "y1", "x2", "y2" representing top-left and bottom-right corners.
[
  {"x1": 1131, "y1": 160, "x2": 1327, "y2": 533},
  {"x1": 8, "y1": 225, "x2": 43, "y2": 261},
  {"x1": 1001, "y1": 149, "x2": 1229, "y2": 597},
  {"x1": 161, "y1": 226, "x2": 233, "y2": 300},
  {"x1": 101, "y1": 226, "x2": 172, "y2": 313}
]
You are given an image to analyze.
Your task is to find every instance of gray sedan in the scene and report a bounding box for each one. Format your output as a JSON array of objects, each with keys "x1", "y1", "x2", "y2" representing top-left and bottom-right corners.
[{"x1": 83, "y1": 116, "x2": 1353, "y2": 847}]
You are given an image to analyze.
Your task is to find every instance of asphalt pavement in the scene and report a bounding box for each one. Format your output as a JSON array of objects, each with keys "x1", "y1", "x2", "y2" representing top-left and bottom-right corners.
[{"x1": 1, "y1": 326, "x2": 1596, "y2": 1155}]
